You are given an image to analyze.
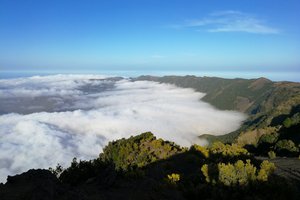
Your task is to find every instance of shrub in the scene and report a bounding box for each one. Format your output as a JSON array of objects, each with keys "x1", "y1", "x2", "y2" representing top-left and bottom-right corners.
[
  {"x1": 218, "y1": 162, "x2": 237, "y2": 186},
  {"x1": 191, "y1": 144, "x2": 209, "y2": 158},
  {"x1": 210, "y1": 142, "x2": 249, "y2": 157},
  {"x1": 257, "y1": 160, "x2": 276, "y2": 181},
  {"x1": 283, "y1": 117, "x2": 292, "y2": 128},
  {"x1": 244, "y1": 159, "x2": 257, "y2": 181},
  {"x1": 268, "y1": 151, "x2": 276, "y2": 159},
  {"x1": 59, "y1": 158, "x2": 96, "y2": 185},
  {"x1": 275, "y1": 140, "x2": 299, "y2": 156},
  {"x1": 49, "y1": 163, "x2": 64, "y2": 178},
  {"x1": 218, "y1": 160, "x2": 257, "y2": 186},
  {"x1": 201, "y1": 159, "x2": 274, "y2": 186},
  {"x1": 167, "y1": 173, "x2": 180, "y2": 184},
  {"x1": 99, "y1": 132, "x2": 185, "y2": 171},
  {"x1": 201, "y1": 164, "x2": 210, "y2": 183},
  {"x1": 258, "y1": 133, "x2": 278, "y2": 145}
]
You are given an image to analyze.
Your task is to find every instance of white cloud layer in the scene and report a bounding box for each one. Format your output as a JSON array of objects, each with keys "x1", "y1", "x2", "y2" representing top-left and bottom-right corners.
[
  {"x1": 177, "y1": 10, "x2": 279, "y2": 34},
  {"x1": 0, "y1": 75, "x2": 246, "y2": 183},
  {"x1": 0, "y1": 74, "x2": 109, "y2": 98}
]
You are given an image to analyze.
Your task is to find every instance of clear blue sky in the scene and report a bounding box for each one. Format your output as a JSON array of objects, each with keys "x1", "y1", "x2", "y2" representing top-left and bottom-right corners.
[{"x1": 0, "y1": 0, "x2": 299, "y2": 72}]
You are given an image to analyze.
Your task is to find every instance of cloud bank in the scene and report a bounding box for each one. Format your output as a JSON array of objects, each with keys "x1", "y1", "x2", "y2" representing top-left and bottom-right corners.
[
  {"x1": 174, "y1": 10, "x2": 279, "y2": 34},
  {"x1": 0, "y1": 75, "x2": 246, "y2": 183}
]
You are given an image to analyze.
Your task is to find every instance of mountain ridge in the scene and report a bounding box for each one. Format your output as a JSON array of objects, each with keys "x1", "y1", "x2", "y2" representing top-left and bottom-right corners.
[{"x1": 134, "y1": 75, "x2": 300, "y2": 146}]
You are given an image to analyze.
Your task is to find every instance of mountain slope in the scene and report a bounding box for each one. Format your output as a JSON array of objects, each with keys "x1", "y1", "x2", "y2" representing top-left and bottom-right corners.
[
  {"x1": 134, "y1": 76, "x2": 300, "y2": 145},
  {"x1": 134, "y1": 75, "x2": 274, "y2": 113}
]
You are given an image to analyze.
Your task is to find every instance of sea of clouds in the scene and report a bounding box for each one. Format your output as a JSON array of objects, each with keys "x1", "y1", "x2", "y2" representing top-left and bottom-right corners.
[{"x1": 0, "y1": 74, "x2": 246, "y2": 183}]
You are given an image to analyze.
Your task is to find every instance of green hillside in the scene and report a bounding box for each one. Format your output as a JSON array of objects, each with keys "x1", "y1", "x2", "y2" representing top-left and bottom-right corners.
[
  {"x1": 135, "y1": 76, "x2": 300, "y2": 149},
  {"x1": 134, "y1": 75, "x2": 274, "y2": 113}
]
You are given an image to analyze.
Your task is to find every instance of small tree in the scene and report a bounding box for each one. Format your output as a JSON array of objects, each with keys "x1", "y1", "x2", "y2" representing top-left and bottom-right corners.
[{"x1": 49, "y1": 163, "x2": 64, "y2": 178}]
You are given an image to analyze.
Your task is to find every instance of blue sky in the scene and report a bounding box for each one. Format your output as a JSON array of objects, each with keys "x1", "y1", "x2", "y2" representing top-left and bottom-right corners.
[{"x1": 0, "y1": 0, "x2": 299, "y2": 72}]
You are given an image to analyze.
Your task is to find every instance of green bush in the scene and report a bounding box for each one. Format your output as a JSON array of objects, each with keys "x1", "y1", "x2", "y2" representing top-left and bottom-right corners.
[
  {"x1": 275, "y1": 140, "x2": 299, "y2": 156},
  {"x1": 218, "y1": 160, "x2": 257, "y2": 186},
  {"x1": 201, "y1": 159, "x2": 275, "y2": 186},
  {"x1": 268, "y1": 151, "x2": 276, "y2": 159},
  {"x1": 256, "y1": 133, "x2": 279, "y2": 156},
  {"x1": 191, "y1": 144, "x2": 209, "y2": 158},
  {"x1": 258, "y1": 133, "x2": 279, "y2": 145},
  {"x1": 99, "y1": 132, "x2": 185, "y2": 171},
  {"x1": 210, "y1": 142, "x2": 249, "y2": 157},
  {"x1": 167, "y1": 173, "x2": 180, "y2": 184},
  {"x1": 257, "y1": 160, "x2": 276, "y2": 181},
  {"x1": 201, "y1": 164, "x2": 210, "y2": 183},
  {"x1": 283, "y1": 117, "x2": 292, "y2": 128}
]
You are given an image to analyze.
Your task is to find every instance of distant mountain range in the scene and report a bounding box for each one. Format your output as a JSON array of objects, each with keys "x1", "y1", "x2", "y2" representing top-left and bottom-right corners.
[{"x1": 134, "y1": 75, "x2": 300, "y2": 147}]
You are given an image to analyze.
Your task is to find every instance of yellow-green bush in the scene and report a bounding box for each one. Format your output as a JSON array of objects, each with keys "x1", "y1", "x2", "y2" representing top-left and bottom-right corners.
[
  {"x1": 192, "y1": 144, "x2": 209, "y2": 158},
  {"x1": 201, "y1": 159, "x2": 274, "y2": 186},
  {"x1": 268, "y1": 151, "x2": 276, "y2": 159},
  {"x1": 244, "y1": 159, "x2": 257, "y2": 181},
  {"x1": 100, "y1": 132, "x2": 185, "y2": 170},
  {"x1": 217, "y1": 160, "x2": 257, "y2": 186},
  {"x1": 167, "y1": 173, "x2": 180, "y2": 184},
  {"x1": 210, "y1": 142, "x2": 249, "y2": 157},
  {"x1": 201, "y1": 164, "x2": 210, "y2": 183},
  {"x1": 257, "y1": 160, "x2": 276, "y2": 181},
  {"x1": 218, "y1": 162, "x2": 237, "y2": 186}
]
